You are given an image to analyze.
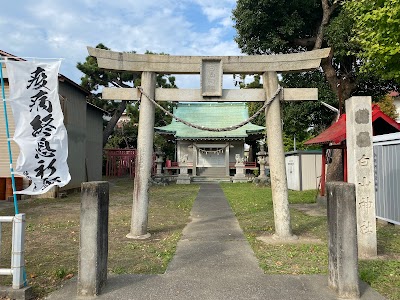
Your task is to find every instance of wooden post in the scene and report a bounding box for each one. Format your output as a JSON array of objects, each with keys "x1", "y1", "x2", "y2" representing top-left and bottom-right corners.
[
  {"x1": 343, "y1": 148, "x2": 348, "y2": 182},
  {"x1": 321, "y1": 147, "x2": 326, "y2": 196},
  {"x1": 225, "y1": 143, "x2": 230, "y2": 176},
  {"x1": 192, "y1": 143, "x2": 197, "y2": 176}
]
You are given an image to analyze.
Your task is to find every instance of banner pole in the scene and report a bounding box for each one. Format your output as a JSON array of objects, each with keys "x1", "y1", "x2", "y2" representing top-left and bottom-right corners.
[
  {"x1": 0, "y1": 61, "x2": 28, "y2": 286},
  {"x1": 0, "y1": 62, "x2": 19, "y2": 215}
]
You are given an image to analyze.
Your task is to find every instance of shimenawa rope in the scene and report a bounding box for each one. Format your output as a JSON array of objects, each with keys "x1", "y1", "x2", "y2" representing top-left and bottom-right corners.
[{"x1": 137, "y1": 86, "x2": 282, "y2": 132}]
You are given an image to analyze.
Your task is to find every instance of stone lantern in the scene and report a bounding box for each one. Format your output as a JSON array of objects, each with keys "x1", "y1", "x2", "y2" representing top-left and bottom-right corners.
[
  {"x1": 256, "y1": 140, "x2": 268, "y2": 179},
  {"x1": 154, "y1": 147, "x2": 165, "y2": 176}
]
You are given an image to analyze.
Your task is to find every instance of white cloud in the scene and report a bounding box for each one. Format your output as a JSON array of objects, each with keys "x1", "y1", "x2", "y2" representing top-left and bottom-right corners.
[
  {"x1": 0, "y1": 0, "x2": 241, "y2": 87},
  {"x1": 202, "y1": 7, "x2": 230, "y2": 22},
  {"x1": 191, "y1": 0, "x2": 236, "y2": 22},
  {"x1": 220, "y1": 16, "x2": 234, "y2": 28}
]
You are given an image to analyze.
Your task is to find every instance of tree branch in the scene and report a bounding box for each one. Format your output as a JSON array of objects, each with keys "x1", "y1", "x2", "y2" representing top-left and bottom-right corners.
[
  {"x1": 119, "y1": 81, "x2": 131, "y2": 88},
  {"x1": 293, "y1": 37, "x2": 317, "y2": 49},
  {"x1": 321, "y1": 53, "x2": 338, "y2": 96},
  {"x1": 102, "y1": 101, "x2": 127, "y2": 147},
  {"x1": 330, "y1": 2, "x2": 338, "y2": 15},
  {"x1": 321, "y1": 52, "x2": 356, "y2": 102},
  {"x1": 313, "y1": 0, "x2": 336, "y2": 50},
  {"x1": 110, "y1": 79, "x2": 132, "y2": 89}
]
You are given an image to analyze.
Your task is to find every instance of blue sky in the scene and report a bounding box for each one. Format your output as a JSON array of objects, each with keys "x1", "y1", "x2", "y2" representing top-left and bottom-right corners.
[{"x1": 1, "y1": 0, "x2": 242, "y2": 88}]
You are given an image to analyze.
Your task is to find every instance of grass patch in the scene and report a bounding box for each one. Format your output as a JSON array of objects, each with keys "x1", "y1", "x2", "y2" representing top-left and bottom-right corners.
[
  {"x1": 221, "y1": 182, "x2": 400, "y2": 300},
  {"x1": 0, "y1": 178, "x2": 198, "y2": 299}
]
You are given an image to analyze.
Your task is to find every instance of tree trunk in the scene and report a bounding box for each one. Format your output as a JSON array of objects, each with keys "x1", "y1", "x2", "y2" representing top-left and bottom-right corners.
[
  {"x1": 102, "y1": 101, "x2": 127, "y2": 147},
  {"x1": 314, "y1": 0, "x2": 355, "y2": 183},
  {"x1": 326, "y1": 149, "x2": 344, "y2": 181},
  {"x1": 313, "y1": 0, "x2": 335, "y2": 50},
  {"x1": 321, "y1": 55, "x2": 338, "y2": 97},
  {"x1": 321, "y1": 55, "x2": 356, "y2": 101}
]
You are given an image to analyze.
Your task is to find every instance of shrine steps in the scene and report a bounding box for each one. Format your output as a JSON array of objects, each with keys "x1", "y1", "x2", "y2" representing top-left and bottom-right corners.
[
  {"x1": 197, "y1": 167, "x2": 226, "y2": 178},
  {"x1": 191, "y1": 176, "x2": 232, "y2": 183}
]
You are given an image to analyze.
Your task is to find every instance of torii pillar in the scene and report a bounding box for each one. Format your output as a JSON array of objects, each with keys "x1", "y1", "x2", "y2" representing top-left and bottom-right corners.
[
  {"x1": 264, "y1": 72, "x2": 293, "y2": 238},
  {"x1": 127, "y1": 72, "x2": 155, "y2": 239},
  {"x1": 88, "y1": 47, "x2": 331, "y2": 240}
]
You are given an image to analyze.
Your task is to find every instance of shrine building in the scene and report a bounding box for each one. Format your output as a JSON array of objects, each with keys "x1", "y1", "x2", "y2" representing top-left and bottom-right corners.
[{"x1": 155, "y1": 102, "x2": 264, "y2": 178}]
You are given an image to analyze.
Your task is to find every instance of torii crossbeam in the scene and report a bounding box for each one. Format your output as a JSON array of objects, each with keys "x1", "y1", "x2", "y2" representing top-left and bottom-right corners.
[{"x1": 88, "y1": 47, "x2": 331, "y2": 240}]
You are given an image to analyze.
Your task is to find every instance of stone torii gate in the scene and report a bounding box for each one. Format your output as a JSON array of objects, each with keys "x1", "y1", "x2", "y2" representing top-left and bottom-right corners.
[{"x1": 88, "y1": 47, "x2": 331, "y2": 240}]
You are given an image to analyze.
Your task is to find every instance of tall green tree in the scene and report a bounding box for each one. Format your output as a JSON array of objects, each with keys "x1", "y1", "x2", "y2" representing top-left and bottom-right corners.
[
  {"x1": 233, "y1": 0, "x2": 399, "y2": 181},
  {"x1": 232, "y1": 0, "x2": 399, "y2": 107},
  {"x1": 233, "y1": 0, "x2": 351, "y2": 97},
  {"x1": 281, "y1": 71, "x2": 337, "y2": 144},
  {"x1": 243, "y1": 71, "x2": 338, "y2": 149},
  {"x1": 77, "y1": 43, "x2": 138, "y2": 147},
  {"x1": 77, "y1": 44, "x2": 177, "y2": 148},
  {"x1": 373, "y1": 94, "x2": 399, "y2": 120},
  {"x1": 345, "y1": 0, "x2": 400, "y2": 83}
]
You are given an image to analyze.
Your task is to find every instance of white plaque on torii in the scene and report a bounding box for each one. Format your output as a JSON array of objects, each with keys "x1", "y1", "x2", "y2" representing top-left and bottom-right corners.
[{"x1": 201, "y1": 59, "x2": 223, "y2": 97}]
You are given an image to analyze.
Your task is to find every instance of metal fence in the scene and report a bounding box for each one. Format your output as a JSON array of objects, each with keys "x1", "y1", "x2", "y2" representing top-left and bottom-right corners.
[
  {"x1": 104, "y1": 149, "x2": 157, "y2": 177},
  {"x1": 373, "y1": 132, "x2": 400, "y2": 225},
  {"x1": 0, "y1": 213, "x2": 25, "y2": 289}
]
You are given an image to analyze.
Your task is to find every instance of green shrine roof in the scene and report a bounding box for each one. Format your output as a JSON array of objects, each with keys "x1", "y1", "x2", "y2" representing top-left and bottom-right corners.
[{"x1": 155, "y1": 102, "x2": 265, "y2": 140}]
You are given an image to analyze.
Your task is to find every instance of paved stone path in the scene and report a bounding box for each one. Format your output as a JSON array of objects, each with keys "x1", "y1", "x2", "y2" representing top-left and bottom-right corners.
[{"x1": 47, "y1": 183, "x2": 385, "y2": 300}]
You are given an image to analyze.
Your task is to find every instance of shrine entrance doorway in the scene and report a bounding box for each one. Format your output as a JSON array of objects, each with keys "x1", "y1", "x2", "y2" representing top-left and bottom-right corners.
[{"x1": 197, "y1": 148, "x2": 225, "y2": 168}]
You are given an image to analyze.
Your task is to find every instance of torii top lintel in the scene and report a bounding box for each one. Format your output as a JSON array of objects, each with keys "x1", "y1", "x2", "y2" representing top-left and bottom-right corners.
[{"x1": 87, "y1": 47, "x2": 331, "y2": 74}]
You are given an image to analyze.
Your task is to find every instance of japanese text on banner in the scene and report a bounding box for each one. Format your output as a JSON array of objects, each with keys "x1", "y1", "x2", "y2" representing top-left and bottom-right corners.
[{"x1": 5, "y1": 60, "x2": 70, "y2": 195}]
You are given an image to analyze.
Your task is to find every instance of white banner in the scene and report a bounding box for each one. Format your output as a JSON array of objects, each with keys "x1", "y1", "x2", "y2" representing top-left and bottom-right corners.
[{"x1": 5, "y1": 60, "x2": 70, "y2": 195}]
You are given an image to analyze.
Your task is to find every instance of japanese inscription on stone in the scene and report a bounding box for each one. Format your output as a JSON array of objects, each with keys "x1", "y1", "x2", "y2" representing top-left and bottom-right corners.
[
  {"x1": 201, "y1": 59, "x2": 222, "y2": 97},
  {"x1": 356, "y1": 132, "x2": 371, "y2": 148},
  {"x1": 345, "y1": 97, "x2": 377, "y2": 257},
  {"x1": 360, "y1": 221, "x2": 374, "y2": 234},
  {"x1": 359, "y1": 196, "x2": 373, "y2": 213},
  {"x1": 358, "y1": 154, "x2": 370, "y2": 166},
  {"x1": 355, "y1": 108, "x2": 369, "y2": 124}
]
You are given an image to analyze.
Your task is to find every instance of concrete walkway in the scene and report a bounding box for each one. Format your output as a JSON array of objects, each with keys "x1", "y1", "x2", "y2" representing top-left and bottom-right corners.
[{"x1": 46, "y1": 183, "x2": 385, "y2": 300}]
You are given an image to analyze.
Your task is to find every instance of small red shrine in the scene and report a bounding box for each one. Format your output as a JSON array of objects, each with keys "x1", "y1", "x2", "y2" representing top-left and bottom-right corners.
[{"x1": 305, "y1": 105, "x2": 400, "y2": 196}]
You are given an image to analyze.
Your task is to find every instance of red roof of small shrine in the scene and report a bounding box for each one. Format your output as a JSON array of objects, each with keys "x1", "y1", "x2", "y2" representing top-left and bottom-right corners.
[{"x1": 305, "y1": 105, "x2": 400, "y2": 145}]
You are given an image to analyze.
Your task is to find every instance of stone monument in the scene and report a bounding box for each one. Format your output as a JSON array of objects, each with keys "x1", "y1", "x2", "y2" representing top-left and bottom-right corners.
[
  {"x1": 257, "y1": 139, "x2": 267, "y2": 179},
  {"x1": 254, "y1": 139, "x2": 270, "y2": 186},
  {"x1": 154, "y1": 147, "x2": 165, "y2": 176},
  {"x1": 346, "y1": 96, "x2": 377, "y2": 258}
]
